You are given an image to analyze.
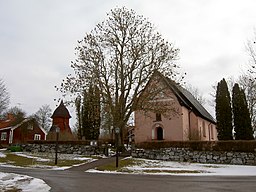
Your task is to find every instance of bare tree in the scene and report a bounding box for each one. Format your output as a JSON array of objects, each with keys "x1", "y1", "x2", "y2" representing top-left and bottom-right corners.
[
  {"x1": 238, "y1": 74, "x2": 256, "y2": 133},
  {"x1": 33, "y1": 105, "x2": 52, "y2": 132},
  {"x1": 247, "y1": 31, "x2": 256, "y2": 75},
  {"x1": 244, "y1": 32, "x2": 256, "y2": 135},
  {"x1": 3, "y1": 106, "x2": 26, "y2": 125},
  {"x1": 58, "y1": 7, "x2": 181, "y2": 143},
  {"x1": 0, "y1": 79, "x2": 10, "y2": 116},
  {"x1": 185, "y1": 84, "x2": 206, "y2": 106}
]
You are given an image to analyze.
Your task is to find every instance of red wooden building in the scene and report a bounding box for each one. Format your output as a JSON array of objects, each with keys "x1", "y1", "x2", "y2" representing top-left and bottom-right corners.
[
  {"x1": 0, "y1": 114, "x2": 46, "y2": 146},
  {"x1": 47, "y1": 101, "x2": 74, "y2": 140}
]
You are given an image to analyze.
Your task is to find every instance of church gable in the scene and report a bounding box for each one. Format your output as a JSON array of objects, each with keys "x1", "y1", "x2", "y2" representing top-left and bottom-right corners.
[{"x1": 136, "y1": 72, "x2": 181, "y2": 118}]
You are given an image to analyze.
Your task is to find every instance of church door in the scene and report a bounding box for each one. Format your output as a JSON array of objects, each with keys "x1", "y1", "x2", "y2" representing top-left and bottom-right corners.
[{"x1": 157, "y1": 127, "x2": 163, "y2": 140}]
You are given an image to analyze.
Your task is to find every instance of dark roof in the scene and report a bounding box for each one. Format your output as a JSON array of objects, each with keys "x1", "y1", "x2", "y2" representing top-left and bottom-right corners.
[
  {"x1": 51, "y1": 100, "x2": 71, "y2": 119},
  {"x1": 158, "y1": 72, "x2": 216, "y2": 124}
]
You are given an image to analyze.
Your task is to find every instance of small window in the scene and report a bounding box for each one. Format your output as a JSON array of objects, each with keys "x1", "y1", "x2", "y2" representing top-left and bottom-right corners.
[
  {"x1": 211, "y1": 125, "x2": 214, "y2": 139},
  {"x1": 156, "y1": 113, "x2": 162, "y2": 121},
  {"x1": 1, "y1": 132, "x2": 7, "y2": 141},
  {"x1": 34, "y1": 134, "x2": 41, "y2": 140},
  {"x1": 158, "y1": 91, "x2": 165, "y2": 98},
  {"x1": 203, "y1": 121, "x2": 206, "y2": 137}
]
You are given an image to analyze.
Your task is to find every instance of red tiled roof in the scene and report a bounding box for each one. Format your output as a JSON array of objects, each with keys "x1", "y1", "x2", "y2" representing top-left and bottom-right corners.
[{"x1": 0, "y1": 119, "x2": 13, "y2": 129}]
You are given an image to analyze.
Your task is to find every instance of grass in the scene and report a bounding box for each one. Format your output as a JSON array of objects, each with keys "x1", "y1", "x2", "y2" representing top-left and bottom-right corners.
[
  {"x1": 96, "y1": 158, "x2": 144, "y2": 172},
  {"x1": 2, "y1": 188, "x2": 21, "y2": 192},
  {"x1": 95, "y1": 158, "x2": 209, "y2": 174},
  {"x1": 0, "y1": 151, "x2": 210, "y2": 175},
  {"x1": 0, "y1": 153, "x2": 34, "y2": 166},
  {"x1": 0, "y1": 150, "x2": 93, "y2": 168}
]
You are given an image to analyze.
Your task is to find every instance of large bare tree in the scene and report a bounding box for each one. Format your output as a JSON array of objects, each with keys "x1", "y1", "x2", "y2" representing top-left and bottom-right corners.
[
  {"x1": 247, "y1": 31, "x2": 256, "y2": 74},
  {"x1": 0, "y1": 79, "x2": 10, "y2": 116},
  {"x1": 245, "y1": 32, "x2": 256, "y2": 135},
  {"x1": 33, "y1": 104, "x2": 52, "y2": 132},
  {"x1": 238, "y1": 74, "x2": 256, "y2": 134},
  {"x1": 59, "y1": 7, "x2": 180, "y2": 143}
]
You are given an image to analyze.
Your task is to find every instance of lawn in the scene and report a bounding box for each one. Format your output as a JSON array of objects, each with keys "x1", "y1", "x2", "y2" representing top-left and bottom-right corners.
[
  {"x1": 0, "y1": 149, "x2": 96, "y2": 168},
  {"x1": 95, "y1": 157, "x2": 208, "y2": 174}
]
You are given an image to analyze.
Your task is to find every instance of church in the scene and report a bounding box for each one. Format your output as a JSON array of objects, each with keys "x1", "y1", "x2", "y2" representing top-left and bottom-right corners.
[{"x1": 134, "y1": 71, "x2": 217, "y2": 143}]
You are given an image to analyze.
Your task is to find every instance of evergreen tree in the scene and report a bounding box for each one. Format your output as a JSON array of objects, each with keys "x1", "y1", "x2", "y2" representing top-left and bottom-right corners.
[
  {"x1": 75, "y1": 96, "x2": 82, "y2": 140},
  {"x1": 82, "y1": 90, "x2": 90, "y2": 139},
  {"x1": 215, "y1": 78, "x2": 233, "y2": 140},
  {"x1": 232, "y1": 83, "x2": 254, "y2": 140},
  {"x1": 80, "y1": 85, "x2": 101, "y2": 140},
  {"x1": 91, "y1": 85, "x2": 100, "y2": 140}
]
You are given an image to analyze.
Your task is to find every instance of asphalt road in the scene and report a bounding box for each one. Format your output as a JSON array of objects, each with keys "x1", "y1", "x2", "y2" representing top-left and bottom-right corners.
[{"x1": 1, "y1": 166, "x2": 256, "y2": 192}]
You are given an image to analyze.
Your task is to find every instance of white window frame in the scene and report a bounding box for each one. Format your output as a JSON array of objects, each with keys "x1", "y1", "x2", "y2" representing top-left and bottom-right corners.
[
  {"x1": 1, "y1": 132, "x2": 7, "y2": 141},
  {"x1": 34, "y1": 134, "x2": 41, "y2": 140}
]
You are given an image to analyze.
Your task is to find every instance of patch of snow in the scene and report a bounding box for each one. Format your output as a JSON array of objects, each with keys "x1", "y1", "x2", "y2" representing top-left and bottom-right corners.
[
  {"x1": 14, "y1": 152, "x2": 50, "y2": 162},
  {"x1": 0, "y1": 172, "x2": 50, "y2": 192},
  {"x1": 0, "y1": 148, "x2": 7, "y2": 151},
  {"x1": 0, "y1": 163, "x2": 25, "y2": 169},
  {"x1": 51, "y1": 166, "x2": 71, "y2": 170},
  {"x1": 73, "y1": 157, "x2": 92, "y2": 161},
  {"x1": 87, "y1": 169, "x2": 120, "y2": 174},
  {"x1": 86, "y1": 158, "x2": 256, "y2": 176},
  {"x1": 0, "y1": 152, "x2": 6, "y2": 158}
]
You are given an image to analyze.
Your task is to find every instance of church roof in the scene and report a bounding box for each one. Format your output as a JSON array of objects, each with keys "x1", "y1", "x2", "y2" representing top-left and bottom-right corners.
[
  {"x1": 157, "y1": 72, "x2": 216, "y2": 124},
  {"x1": 51, "y1": 100, "x2": 71, "y2": 119}
]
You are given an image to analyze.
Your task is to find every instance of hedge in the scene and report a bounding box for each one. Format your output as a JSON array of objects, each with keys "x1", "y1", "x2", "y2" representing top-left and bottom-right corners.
[{"x1": 135, "y1": 140, "x2": 256, "y2": 152}]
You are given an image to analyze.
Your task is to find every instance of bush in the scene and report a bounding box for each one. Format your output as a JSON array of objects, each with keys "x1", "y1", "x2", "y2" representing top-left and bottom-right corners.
[
  {"x1": 9, "y1": 145, "x2": 23, "y2": 152},
  {"x1": 135, "y1": 141, "x2": 256, "y2": 152}
]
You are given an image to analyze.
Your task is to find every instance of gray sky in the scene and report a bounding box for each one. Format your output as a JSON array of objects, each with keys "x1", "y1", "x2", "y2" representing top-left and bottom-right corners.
[{"x1": 0, "y1": 0, "x2": 255, "y2": 124}]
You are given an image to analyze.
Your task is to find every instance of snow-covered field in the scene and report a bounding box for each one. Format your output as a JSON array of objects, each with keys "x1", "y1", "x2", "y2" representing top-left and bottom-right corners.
[
  {"x1": 87, "y1": 157, "x2": 256, "y2": 176},
  {"x1": 0, "y1": 172, "x2": 51, "y2": 192},
  {"x1": 0, "y1": 149, "x2": 94, "y2": 191}
]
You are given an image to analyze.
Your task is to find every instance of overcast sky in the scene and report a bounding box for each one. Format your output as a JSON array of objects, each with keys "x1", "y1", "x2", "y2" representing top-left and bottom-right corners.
[{"x1": 1, "y1": 0, "x2": 255, "y2": 124}]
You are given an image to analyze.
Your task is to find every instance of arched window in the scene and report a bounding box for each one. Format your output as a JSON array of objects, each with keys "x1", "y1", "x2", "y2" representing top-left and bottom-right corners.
[
  {"x1": 157, "y1": 127, "x2": 163, "y2": 140},
  {"x1": 155, "y1": 113, "x2": 162, "y2": 121}
]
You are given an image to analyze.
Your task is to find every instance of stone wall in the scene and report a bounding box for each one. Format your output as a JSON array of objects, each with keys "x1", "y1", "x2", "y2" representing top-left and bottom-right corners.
[
  {"x1": 132, "y1": 148, "x2": 256, "y2": 165},
  {"x1": 21, "y1": 143, "x2": 109, "y2": 156}
]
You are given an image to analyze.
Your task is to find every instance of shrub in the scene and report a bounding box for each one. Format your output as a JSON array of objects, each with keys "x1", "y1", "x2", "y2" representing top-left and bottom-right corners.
[
  {"x1": 9, "y1": 145, "x2": 22, "y2": 152},
  {"x1": 135, "y1": 141, "x2": 256, "y2": 152}
]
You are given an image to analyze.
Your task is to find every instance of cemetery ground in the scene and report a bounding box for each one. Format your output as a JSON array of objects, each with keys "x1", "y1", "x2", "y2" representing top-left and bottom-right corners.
[{"x1": 1, "y1": 148, "x2": 256, "y2": 191}]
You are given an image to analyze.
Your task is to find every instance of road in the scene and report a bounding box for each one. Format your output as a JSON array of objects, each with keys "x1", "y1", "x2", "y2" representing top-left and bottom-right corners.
[{"x1": 1, "y1": 166, "x2": 256, "y2": 192}]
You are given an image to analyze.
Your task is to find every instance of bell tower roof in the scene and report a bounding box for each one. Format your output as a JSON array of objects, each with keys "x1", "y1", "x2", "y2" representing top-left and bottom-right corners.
[{"x1": 51, "y1": 100, "x2": 71, "y2": 119}]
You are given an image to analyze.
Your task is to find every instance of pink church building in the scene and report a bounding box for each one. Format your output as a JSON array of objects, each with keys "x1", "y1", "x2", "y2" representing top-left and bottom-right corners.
[{"x1": 134, "y1": 72, "x2": 217, "y2": 143}]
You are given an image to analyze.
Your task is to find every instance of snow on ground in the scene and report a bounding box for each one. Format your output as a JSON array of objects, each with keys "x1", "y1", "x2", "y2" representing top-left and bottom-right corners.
[
  {"x1": 0, "y1": 150, "x2": 96, "y2": 191},
  {"x1": 14, "y1": 152, "x2": 50, "y2": 162},
  {"x1": 87, "y1": 157, "x2": 256, "y2": 176},
  {"x1": 13, "y1": 152, "x2": 94, "y2": 161},
  {"x1": 2, "y1": 150, "x2": 256, "y2": 191},
  {"x1": 0, "y1": 172, "x2": 50, "y2": 192},
  {"x1": 0, "y1": 151, "x2": 6, "y2": 158}
]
